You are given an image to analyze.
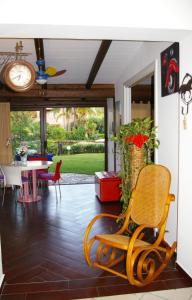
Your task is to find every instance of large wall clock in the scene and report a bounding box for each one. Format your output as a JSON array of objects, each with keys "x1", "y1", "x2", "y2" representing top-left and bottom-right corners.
[{"x1": 3, "y1": 60, "x2": 36, "y2": 92}]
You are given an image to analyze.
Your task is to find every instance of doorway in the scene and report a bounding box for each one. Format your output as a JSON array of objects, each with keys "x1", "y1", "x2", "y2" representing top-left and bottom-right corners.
[
  {"x1": 131, "y1": 74, "x2": 154, "y2": 120},
  {"x1": 45, "y1": 106, "x2": 105, "y2": 176},
  {"x1": 10, "y1": 103, "x2": 109, "y2": 178}
]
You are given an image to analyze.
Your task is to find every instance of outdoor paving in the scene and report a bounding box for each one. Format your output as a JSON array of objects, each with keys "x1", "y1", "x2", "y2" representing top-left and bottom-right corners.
[{"x1": 59, "y1": 173, "x2": 95, "y2": 184}]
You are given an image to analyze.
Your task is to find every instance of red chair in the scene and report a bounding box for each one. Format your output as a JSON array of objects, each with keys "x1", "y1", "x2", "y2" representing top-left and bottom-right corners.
[{"x1": 38, "y1": 160, "x2": 62, "y2": 200}]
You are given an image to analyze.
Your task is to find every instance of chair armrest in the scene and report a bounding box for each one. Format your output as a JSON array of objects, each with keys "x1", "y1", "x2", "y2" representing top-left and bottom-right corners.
[
  {"x1": 169, "y1": 194, "x2": 175, "y2": 201},
  {"x1": 84, "y1": 213, "x2": 119, "y2": 243},
  {"x1": 85, "y1": 213, "x2": 119, "y2": 233}
]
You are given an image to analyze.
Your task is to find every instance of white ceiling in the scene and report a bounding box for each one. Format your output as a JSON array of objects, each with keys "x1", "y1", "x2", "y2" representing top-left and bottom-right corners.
[{"x1": 0, "y1": 38, "x2": 145, "y2": 85}]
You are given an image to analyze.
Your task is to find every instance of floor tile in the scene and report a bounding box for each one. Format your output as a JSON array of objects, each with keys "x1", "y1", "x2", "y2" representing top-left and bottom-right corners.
[
  {"x1": 151, "y1": 287, "x2": 192, "y2": 300},
  {"x1": 26, "y1": 287, "x2": 98, "y2": 300},
  {"x1": 95, "y1": 293, "x2": 143, "y2": 300},
  {"x1": 3, "y1": 281, "x2": 69, "y2": 294},
  {"x1": 1, "y1": 184, "x2": 192, "y2": 299},
  {"x1": 0, "y1": 294, "x2": 26, "y2": 300},
  {"x1": 140, "y1": 293, "x2": 168, "y2": 299}
]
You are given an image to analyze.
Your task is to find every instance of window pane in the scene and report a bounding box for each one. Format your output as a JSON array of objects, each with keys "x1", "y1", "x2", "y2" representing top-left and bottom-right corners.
[{"x1": 11, "y1": 111, "x2": 41, "y2": 157}]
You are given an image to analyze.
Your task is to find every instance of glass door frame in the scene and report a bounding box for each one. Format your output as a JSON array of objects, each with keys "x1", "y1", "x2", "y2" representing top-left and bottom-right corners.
[{"x1": 11, "y1": 102, "x2": 109, "y2": 171}]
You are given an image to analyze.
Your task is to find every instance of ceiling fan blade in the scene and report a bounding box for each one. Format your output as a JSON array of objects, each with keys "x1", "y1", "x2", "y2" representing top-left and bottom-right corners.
[{"x1": 50, "y1": 70, "x2": 66, "y2": 77}]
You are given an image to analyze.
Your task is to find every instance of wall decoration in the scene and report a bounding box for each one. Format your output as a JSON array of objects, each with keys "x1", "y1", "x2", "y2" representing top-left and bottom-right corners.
[
  {"x1": 161, "y1": 42, "x2": 179, "y2": 97},
  {"x1": 179, "y1": 73, "x2": 192, "y2": 129}
]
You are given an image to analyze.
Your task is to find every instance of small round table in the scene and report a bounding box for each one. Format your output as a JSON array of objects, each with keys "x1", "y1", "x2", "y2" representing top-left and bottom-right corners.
[{"x1": 2, "y1": 161, "x2": 53, "y2": 203}]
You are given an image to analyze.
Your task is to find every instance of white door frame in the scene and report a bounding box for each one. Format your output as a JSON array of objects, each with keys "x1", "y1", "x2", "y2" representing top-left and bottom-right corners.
[{"x1": 123, "y1": 59, "x2": 159, "y2": 162}]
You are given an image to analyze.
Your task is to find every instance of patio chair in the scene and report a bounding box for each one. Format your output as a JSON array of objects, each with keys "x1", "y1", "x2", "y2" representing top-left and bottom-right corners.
[
  {"x1": 1, "y1": 166, "x2": 29, "y2": 204},
  {"x1": 84, "y1": 164, "x2": 176, "y2": 287},
  {"x1": 38, "y1": 160, "x2": 62, "y2": 200}
]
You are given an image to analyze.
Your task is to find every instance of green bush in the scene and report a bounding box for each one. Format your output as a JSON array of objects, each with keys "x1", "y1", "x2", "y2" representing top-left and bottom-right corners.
[
  {"x1": 97, "y1": 133, "x2": 105, "y2": 139},
  {"x1": 47, "y1": 124, "x2": 66, "y2": 140},
  {"x1": 65, "y1": 127, "x2": 86, "y2": 140},
  {"x1": 82, "y1": 143, "x2": 104, "y2": 153},
  {"x1": 47, "y1": 140, "x2": 58, "y2": 155},
  {"x1": 62, "y1": 143, "x2": 104, "y2": 154},
  {"x1": 88, "y1": 116, "x2": 104, "y2": 134},
  {"x1": 69, "y1": 144, "x2": 83, "y2": 154}
]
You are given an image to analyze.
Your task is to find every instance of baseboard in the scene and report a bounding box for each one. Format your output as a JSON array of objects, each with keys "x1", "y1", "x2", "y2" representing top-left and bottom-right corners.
[{"x1": 176, "y1": 263, "x2": 192, "y2": 281}]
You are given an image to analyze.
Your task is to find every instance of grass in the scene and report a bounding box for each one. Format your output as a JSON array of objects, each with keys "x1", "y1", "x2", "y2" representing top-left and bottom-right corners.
[{"x1": 49, "y1": 153, "x2": 105, "y2": 175}]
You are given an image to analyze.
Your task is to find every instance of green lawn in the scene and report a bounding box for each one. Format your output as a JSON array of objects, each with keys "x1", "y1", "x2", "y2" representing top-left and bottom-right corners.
[{"x1": 49, "y1": 153, "x2": 105, "y2": 175}]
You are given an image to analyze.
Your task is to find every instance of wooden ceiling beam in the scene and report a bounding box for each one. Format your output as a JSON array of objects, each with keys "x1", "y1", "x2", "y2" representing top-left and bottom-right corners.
[
  {"x1": 10, "y1": 99, "x2": 107, "y2": 110},
  {"x1": 34, "y1": 38, "x2": 45, "y2": 71},
  {"x1": 86, "y1": 40, "x2": 112, "y2": 89},
  {"x1": 31, "y1": 83, "x2": 114, "y2": 90},
  {"x1": 34, "y1": 38, "x2": 47, "y2": 90},
  {"x1": 0, "y1": 86, "x2": 114, "y2": 99}
]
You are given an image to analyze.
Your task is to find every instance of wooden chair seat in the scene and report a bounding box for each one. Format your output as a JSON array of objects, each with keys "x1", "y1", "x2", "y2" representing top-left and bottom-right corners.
[{"x1": 95, "y1": 234, "x2": 150, "y2": 250}]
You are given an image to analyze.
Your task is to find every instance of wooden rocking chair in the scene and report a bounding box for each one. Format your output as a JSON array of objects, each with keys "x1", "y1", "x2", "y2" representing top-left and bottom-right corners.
[{"x1": 84, "y1": 164, "x2": 177, "y2": 287}]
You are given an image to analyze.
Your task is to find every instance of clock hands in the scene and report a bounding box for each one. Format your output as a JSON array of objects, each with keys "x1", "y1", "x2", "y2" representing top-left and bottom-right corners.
[{"x1": 11, "y1": 74, "x2": 21, "y2": 81}]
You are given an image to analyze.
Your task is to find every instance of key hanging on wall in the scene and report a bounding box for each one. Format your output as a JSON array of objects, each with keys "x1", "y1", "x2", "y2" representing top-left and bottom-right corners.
[{"x1": 183, "y1": 112, "x2": 187, "y2": 129}]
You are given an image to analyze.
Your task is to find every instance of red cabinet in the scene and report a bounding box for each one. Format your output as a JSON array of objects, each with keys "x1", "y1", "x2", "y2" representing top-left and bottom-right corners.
[{"x1": 95, "y1": 171, "x2": 121, "y2": 202}]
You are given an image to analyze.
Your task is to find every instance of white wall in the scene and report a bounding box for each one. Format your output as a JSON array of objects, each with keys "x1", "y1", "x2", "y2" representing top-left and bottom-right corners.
[
  {"x1": 0, "y1": 0, "x2": 191, "y2": 30},
  {"x1": 0, "y1": 1, "x2": 192, "y2": 41},
  {"x1": 115, "y1": 42, "x2": 179, "y2": 245},
  {"x1": 177, "y1": 33, "x2": 192, "y2": 277}
]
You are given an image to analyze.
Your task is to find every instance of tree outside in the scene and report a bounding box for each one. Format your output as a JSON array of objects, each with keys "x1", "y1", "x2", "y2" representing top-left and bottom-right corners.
[
  {"x1": 11, "y1": 107, "x2": 105, "y2": 174},
  {"x1": 11, "y1": 111, "x2": 41, "y2": 154}
]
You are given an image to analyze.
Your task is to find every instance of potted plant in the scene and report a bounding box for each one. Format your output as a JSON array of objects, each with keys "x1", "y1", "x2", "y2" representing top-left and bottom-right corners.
[{"x1": 115, "y1": 117, "x2": 159, "y2": 213}]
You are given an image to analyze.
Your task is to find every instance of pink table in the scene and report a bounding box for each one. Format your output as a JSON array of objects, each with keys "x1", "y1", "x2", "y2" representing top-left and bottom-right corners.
[{"x1": 2, "y1": 161, "x2": 52, "y2": 203}]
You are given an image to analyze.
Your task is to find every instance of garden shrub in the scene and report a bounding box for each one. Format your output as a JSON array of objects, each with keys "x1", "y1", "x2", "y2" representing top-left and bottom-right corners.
[
  {"x1": 88, "y1": 116, "x2": 104, "y2": 134},
  {"x1": 62, "y1": 143, "x2": 104, "y2": 154},
  {"x1": 47, "y1": 139, "x2": 58, "y2": 155},
  {"x1": 65, "y1": 127, "x2": 86, "y2": 140},
  {"x1": 47, "y1": 124, "x2": 66, "y2": 140}
]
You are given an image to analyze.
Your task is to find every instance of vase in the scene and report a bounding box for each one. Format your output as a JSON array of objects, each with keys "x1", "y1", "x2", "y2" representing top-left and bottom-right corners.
[
  {"x1": 20, "y1": 154, "x2": 27, "y2": 164},
  {"x1": 130, "y1": 144, "x2": 145, "y2": 190}
]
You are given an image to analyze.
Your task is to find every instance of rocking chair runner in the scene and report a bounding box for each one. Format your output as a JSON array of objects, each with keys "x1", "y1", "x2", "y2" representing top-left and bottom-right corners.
[{"x1": 84, "y1": 164, "x2": 177, "y2": 287}]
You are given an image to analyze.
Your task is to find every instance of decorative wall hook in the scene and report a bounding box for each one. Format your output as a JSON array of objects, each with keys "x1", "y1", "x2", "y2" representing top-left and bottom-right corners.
[
  {"x1": 181, "y1": 104, "x2": 189, "y2": 115},
  {"x1": 179, "y1": 73, "x2": 192, "y2": 129}
]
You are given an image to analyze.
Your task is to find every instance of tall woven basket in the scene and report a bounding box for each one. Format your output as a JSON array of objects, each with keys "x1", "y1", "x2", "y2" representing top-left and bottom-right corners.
[{"x1": 130, "y1": 144, "x2": 146, "y2": 190}]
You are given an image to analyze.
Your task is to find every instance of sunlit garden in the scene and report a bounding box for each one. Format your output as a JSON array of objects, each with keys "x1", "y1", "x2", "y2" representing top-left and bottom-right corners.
[
  {"x1": 49, "y1": 153, "x2": 104, "y2": 175},
  {"x1": 11, "y1": 107, "x2": 105, "y2": 175}
]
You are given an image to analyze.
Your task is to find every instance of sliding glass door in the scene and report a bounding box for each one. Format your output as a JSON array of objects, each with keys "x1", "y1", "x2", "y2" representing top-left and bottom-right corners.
[{"x1": 11, "y1": 110, "x2": 41, "y2": 158}]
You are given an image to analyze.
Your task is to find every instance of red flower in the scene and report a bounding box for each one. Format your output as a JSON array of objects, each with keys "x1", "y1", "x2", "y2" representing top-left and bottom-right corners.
[{"x1": 125, "y1": 134, "x2": 149, "y2": 148}]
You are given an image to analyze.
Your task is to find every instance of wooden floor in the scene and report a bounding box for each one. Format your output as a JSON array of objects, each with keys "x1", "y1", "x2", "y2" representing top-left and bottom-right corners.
[{"x1": 0, "y1": 184, "x2": 191, "y2": 300}]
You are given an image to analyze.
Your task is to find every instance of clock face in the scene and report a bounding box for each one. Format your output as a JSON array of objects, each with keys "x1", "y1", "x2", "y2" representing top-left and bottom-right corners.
[
  {"x1": 3, "y1": 60, "x2": 36, "y2": 92},
  {"x1": 9, "y1": 64, "x2": 32, "y2": 87}
]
